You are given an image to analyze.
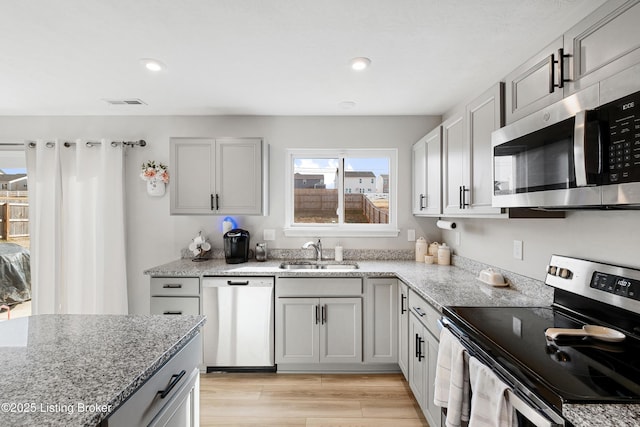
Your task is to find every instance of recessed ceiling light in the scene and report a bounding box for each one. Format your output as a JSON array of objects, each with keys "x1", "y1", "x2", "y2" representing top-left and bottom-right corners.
[
  {"x1": 350, "y1": 57, "x2": 371, "y2": 71},
  {"x1": 140, "y1": 58, "x2": 166, "y2": 72}
]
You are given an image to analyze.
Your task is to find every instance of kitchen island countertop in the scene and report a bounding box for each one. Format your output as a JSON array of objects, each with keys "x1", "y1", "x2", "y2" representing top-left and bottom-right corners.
[{"x1": 0, "y1": 314, "x2": 205, "y2": 427}]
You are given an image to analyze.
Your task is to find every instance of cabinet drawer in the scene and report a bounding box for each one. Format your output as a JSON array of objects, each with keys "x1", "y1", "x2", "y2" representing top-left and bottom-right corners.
[
  {"x1": 151, "y1": 297, "x2": 200, "y2": 315},
  {"x1": 408, "y1": 290, "x2": 440, "y2": 339},
  {"x1": 104, "y1": 334, "x2": 201, "y2": 427},
  {"x1": 276, "y1": 278, "x2": 362, "y2": 297},
  {"x1": 151, "y1": 277, "x2": 200, "y2": 296}
]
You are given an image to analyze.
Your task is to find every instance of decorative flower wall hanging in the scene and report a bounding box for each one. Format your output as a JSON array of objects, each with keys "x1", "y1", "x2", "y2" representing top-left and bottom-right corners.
[{"x1": 141, "y1": 160, "x2": 169, "y2": 196}]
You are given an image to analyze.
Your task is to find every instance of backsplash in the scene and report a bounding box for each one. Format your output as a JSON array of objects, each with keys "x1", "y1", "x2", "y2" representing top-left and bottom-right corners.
[{"x1": 180, "y1": 247, "x2": 414, "y2": 261}]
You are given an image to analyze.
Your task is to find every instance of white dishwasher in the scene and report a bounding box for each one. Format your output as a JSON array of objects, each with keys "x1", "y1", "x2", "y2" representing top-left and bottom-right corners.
[{"x1": 201, "y1": 276, "x2": 275, "y2": 371}]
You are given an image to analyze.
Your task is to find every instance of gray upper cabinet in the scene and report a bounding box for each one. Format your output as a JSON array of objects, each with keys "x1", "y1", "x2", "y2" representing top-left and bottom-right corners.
[
  {"x1": 466, "y1": 83, "x2": 504, "y2": 214},
  {"x1": 564, "y1": 0, "x2": 640, "y2": 96},
  {"x1": 442, "y1": 83, "x2": 504, "y2": 216},
  {"x1": 506, "y1": 0, "x2": 640, "y2": 124},
  {"x1": 504, "y1": 37, "x2": 565, "y2": 125},
  {"x1": 412, "y1": 126, "x2": 442, "y2": 216},
  {"x1": 170, "y1": 137, "x2": 265, "y2": 215},
  {"x1": 442, "y1": 109, "x2": 466, "y2": 215}
]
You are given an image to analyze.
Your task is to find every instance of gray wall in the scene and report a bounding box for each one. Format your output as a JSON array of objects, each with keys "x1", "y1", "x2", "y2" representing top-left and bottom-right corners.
[
  {"x1": 0, "y1": 115, "x2": 439, "y2": 314},
  {"x1": 436, "y1": 211, "x2": 640, "y2": 282}
]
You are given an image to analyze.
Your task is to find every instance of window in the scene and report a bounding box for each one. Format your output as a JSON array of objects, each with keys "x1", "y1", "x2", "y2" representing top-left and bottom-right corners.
[{"x1": 285, "y1": 149, "x2": 398, "y2": 237}]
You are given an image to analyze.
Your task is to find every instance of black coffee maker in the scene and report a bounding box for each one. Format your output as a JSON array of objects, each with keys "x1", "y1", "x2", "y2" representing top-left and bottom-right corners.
[{"x1": 223, "y1": 229, "x2": 250, "y2": 264}]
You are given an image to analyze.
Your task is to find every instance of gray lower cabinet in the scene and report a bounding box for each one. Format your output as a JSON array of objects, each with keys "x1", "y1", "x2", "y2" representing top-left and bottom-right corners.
[
  {"x1": 150, "y1": 277, "x2": 200, "y2": 316},
  {"x1": 102, "y1": 334, "x2": 201, "y2": 427},
  {"x1": 275, "y1": 278, "x2": 363, "y2": 368},
  {"x1": 364, "y1": 278, "x2": 398, "y2": 364},
  {"x1": 407, "y1": 290, "x2": 442, "y2": 427},
  {"x1": 397, "y1": 281, "x2": 409, "y2": 380}
]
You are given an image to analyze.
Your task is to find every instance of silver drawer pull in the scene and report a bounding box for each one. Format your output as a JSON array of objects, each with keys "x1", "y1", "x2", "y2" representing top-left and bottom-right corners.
[
  {"x1": 163, "y1": 311, "x2": 183, "y2": 315},
  {"x1": 413, "y1": 307, "x2": 426, "y2": 317},
  {"x1": 163, "y1": 284, "x2": 183, "y2": 289},
  {"x1": 157, "y1": 370, "x2": 186, "y2": 399}
]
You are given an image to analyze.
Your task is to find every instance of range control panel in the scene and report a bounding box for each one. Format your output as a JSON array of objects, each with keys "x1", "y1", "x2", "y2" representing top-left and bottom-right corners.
[
  {"x1": 590, "y1": 271, "x2": 640, "y2": 300},
  {"x1": 603, "y1": 90, "x2": 640, "y2": 184}
]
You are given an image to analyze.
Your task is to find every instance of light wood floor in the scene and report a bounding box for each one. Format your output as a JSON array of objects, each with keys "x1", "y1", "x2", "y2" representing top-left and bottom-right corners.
[{"x1": 200, "y1": 373, "x2": 430, "y2": 427}]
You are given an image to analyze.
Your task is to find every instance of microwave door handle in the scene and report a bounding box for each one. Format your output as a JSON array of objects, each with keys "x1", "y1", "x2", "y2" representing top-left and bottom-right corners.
[{"x1": 573, "y1": 110, "x2": 588, "y2": 187}]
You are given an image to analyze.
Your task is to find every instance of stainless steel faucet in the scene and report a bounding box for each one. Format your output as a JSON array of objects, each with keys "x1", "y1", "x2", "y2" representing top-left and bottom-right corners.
[{"x1": 302, "y1": 239, "x2": 322, "y2": 261}]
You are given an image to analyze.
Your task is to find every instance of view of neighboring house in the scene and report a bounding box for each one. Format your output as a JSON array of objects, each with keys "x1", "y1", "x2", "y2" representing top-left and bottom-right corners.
[
  {"x1": 376, "y1": 174, "x2": 389, "y2": 193},
  {"x1": 344, "y1": 171, "x2": 376, "y2": 194},
  {"x1": 294, "y1": 173, "x2": 326, "y2": 189},
  {"x1": 0, "y1": 170, "x2": 28, "y2": 191}
]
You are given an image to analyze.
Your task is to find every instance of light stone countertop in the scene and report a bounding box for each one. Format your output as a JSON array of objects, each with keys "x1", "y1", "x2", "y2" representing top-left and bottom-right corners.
[
  {"x1": 144, "y1": 256, "x2": 636, "y2": 427},
  {"x1": 144, "y1": 258, "x2": 554, "y2": 310},
  {"x1": 0, "y1": 314, "x2": 205, "y2": 427}
]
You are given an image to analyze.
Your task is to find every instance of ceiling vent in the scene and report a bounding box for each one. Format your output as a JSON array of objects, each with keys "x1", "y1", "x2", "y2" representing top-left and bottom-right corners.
[{"x1": 102, "y1": 98, "x2": 147, "y2": 105}]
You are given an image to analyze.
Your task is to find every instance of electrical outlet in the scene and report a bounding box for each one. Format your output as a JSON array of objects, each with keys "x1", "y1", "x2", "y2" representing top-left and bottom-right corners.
[
  {"x1": 263, "y1": 229, "x2": 276, "y2": 241},
  {"x1": 454, "y1": 231, "x2": 461, "y2": 246},
  {"x1": 407, "y1": 229, "x2": 416, "y2": 242},
  {"x1": 513, "y1": 240, "x2": 523, "y2": 260}
]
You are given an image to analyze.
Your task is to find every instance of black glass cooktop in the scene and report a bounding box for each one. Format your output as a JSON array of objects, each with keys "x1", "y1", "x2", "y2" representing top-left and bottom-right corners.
[{"x1": 443, "y1": 305, "x2": 640, "y2": 410}]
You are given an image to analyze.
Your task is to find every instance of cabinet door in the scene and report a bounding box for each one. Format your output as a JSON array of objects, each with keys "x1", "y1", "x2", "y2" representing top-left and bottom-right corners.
[
  {"x1": 408, "y1": 313, "x2": 426, "y2": 410},
  {"x1": 319, "y1": 298, "x2": 362, "y2": 364},
  {"x1": 504, "y1": 37, "x2": 564, "y2": 124},
  {"x1": 412, "y1": 138, "x2": 427, "y2": 215},
  {"x1": 424, "y1": 330, "x2": 442, "y2": 427},
  {"x1": 275, "y1": 298, "x2": 319, "y2": 364},
  {"x1": 364, "y1": 278, "x2": 397, "y2": 364},
  {"x1": 442, "y1": 111, "x2": 466, "y2": 215},
  {"x1": 564, "y1": 0, "x2": 640, "y2": 96},
  {"x1": 425, "y1": 127, "x2": 443, "y2": 216},
  {"x1": 170, "y1": 138, "x2": 216, "y2": 215},
  {"x1": 397, "y1": 282, "x2": 409, "y2": 380},
  {"x1": 466, "y1": 83, "x2": 504, "y2": 215},
  {"x1": 215, "y1": 138, "x2": 263, "y2": 215}
]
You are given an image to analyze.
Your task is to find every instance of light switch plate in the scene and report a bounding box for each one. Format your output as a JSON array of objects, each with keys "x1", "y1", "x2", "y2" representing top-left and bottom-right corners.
[
  {"x1": 407, "y1": 229, "x2": 416, "y2": 242},
  {"x1": 513, "y1": 240, "x2": 523, "y2": 260},
  {"x1": 263, "y1": 229, "x2": 276, "y2": 241}
]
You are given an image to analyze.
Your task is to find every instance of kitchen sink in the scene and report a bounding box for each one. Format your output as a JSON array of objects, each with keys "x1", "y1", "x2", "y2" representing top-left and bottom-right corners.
[{"x1": 279, "y1": 261, "x2": 359, "y2": 270}]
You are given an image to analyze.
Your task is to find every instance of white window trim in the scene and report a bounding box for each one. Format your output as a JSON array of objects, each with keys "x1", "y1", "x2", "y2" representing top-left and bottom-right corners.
[{"x1": 284, "y1": 148, "x2": 399, "y2": 237}]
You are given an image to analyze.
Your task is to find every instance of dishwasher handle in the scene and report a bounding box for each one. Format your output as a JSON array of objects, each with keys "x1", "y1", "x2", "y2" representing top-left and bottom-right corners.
[{"x1": 227, "y1": 280, "x2": 250, "y2": 286}]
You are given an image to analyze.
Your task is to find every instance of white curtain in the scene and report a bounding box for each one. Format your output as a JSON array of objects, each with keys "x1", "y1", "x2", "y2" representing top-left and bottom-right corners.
[{"x1": 25, "y1": 139, "x2": 128, "y2": 314}]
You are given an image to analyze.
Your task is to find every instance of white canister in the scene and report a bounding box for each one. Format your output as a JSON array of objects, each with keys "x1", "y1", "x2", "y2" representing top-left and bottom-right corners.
[
  {"x1": 415, "y1": 237, "x2": 428, "y2": 262},
  {"x1": 437, "y1": 243, "x2": 451, "y2": 266},
  {"x1": 428, "y1": 241, "x2": 440, "y2": 256}
]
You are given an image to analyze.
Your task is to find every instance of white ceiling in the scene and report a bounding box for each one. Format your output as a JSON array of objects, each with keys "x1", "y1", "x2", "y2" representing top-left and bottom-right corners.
[{"x1": 1, "y1": 0, "x2": 607, "y2": 116}]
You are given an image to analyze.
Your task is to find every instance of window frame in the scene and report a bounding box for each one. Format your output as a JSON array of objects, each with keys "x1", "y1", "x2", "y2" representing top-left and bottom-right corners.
[{"x1": 284, "y1": 148, "x2": 399, "y2": 237}]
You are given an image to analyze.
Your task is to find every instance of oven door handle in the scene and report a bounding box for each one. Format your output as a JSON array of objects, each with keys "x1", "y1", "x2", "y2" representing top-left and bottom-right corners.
[{"x1": 506, "y1": 389, "x2": 562, "y2": 427}]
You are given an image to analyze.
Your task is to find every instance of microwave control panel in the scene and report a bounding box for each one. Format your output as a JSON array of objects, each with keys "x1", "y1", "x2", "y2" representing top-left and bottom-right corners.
[{"x1": 604, "y1": 90, "x2": 640, "y2": 184}]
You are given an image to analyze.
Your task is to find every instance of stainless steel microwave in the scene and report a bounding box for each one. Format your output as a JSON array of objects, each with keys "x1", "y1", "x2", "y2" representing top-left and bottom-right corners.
[{"x1": 492, "y1": 84, "x2": 640, "y2": 209}]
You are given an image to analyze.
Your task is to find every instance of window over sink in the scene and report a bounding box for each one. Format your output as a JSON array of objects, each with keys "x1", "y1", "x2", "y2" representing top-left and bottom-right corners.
[{"x1": 284, "y1": 149, "x2": 398, "y2": 237}]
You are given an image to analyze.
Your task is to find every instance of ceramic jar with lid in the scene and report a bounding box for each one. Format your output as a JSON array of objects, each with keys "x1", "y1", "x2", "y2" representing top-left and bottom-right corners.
[
  {"x1": 437, "y1": 243, "x2": 451, "y2": 265},
  {"x1": 415, "y1": 237, "x2": 428, "y2": 262}
]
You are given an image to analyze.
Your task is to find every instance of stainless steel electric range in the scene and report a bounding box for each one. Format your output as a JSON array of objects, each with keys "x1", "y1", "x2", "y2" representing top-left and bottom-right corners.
[{"x1": 442, "y1": 255, "x2": 640, "y2": 426}]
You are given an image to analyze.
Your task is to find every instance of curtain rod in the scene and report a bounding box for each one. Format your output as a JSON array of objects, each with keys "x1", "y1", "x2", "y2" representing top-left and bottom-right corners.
[{"x1": 16, "y1": 140, "x2": 147, "y2": 148}]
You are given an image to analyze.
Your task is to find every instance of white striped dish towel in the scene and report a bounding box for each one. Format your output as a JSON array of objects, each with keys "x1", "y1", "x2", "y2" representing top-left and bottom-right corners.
[
  {"x1": 434, "y1": 327, "x2": 470, "y2": 427},
  {"x1": 468, "y1": 356, "x2": 514, "y2": 427}
]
